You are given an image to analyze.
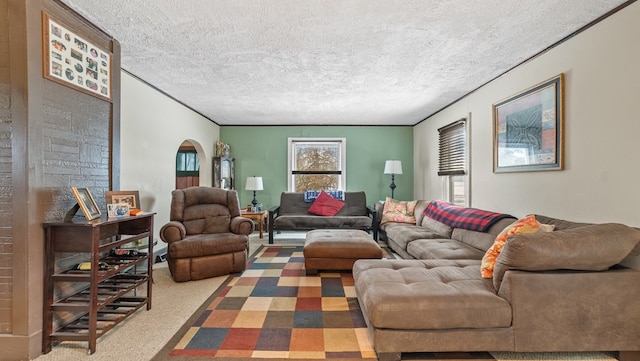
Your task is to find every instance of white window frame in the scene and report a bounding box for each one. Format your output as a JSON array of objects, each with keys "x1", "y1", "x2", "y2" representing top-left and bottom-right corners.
[
  {"x1": 438, "y1": 116, "x2": 470, "y2": 207},
  {"x1": 287, "y1": 137, "x2": 347, "y2": 192}
]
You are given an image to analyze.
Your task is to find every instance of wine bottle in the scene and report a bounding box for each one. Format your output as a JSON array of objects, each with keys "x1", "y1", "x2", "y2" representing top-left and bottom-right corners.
[
  {"x1": 72, "y1": 261, "x2": 109, "y2": 271},
  {"x1": 110, "y1": 249, "x2": 139, "y2": 257}
]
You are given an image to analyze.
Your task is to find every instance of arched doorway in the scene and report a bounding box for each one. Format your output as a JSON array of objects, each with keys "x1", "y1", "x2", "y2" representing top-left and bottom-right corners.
[{"x1": 175, "y1": 140, "x2": 200, "y2": 189}]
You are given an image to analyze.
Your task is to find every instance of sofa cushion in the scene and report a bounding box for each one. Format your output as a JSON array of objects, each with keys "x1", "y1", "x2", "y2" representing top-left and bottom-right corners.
[
  {"x1": 182, "y1": 204, "x2": 232, "y2": 235},
  {"x1": 307, "y1": 191, "x2": 345, "y2": 216},
  {"x1": 353, "y1": 259, "x2": 512, "y2": 330},
  {"x1": 480, "y1": 215, "x2": 545, "y2": 279},
  {"x1": 338, "y1": 191, "x2": 369, "y2": 216},
  {"x1": 381, "y1": 197, "x2": 417, "y2": 224},
  {"x1": 278, "y1": 191, "x2": 368, "y2": 217},
  {"x1": 421, "y1": 215, "x2": 453, "y2": 238},
  {"x1": 451, "y1": 217, "x2": 515, "y2": 252},
  {"x1": 169, "y1": 233, "x2": 248, "y2": 259},
  {"x1": 413, "y1": 199, "x2": 431, "y2": 226},
  {"x1": 273, "y1": 215, "x2": 372, "y2": 230},
  {"x1": 492, "y1": 223, "x2": 640, "y2": 290},
  {"x1": 204, "y1": 215, "x2": 230, "y2": 233},
  {"x1": 383, "y1": 222, "x2": 443, "y2": 252},
  {"x1": 531, "y1": 214, "x2": 592, "y2": 230},
  {"x1": 407, "y1": 238, "x2": 486, "y2": 260}
]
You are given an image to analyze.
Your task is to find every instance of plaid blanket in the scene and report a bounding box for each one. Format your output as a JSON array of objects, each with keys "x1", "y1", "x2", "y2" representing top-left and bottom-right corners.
[{"x1": 424, "y1": 200, "x2": 515, "y2": 232}]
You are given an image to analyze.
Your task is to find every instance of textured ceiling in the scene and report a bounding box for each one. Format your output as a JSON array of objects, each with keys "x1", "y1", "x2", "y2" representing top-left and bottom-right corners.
[{"x1": 60, "y1": 0, "x2": 628, "y2": 126}]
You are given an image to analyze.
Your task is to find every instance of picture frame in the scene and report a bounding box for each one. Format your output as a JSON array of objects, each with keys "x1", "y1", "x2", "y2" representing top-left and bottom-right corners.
[
  {"x1": 42, "y1": 12, "x2": 112, "y2": 101},
  {"x1": 492, "y1": 74, "x2": 564, "y2": 173},
  {"x1": 70, "y1": 187, "x2": 101, "y2": 220},
  {"x1": 107, "y1": 203, "x2": 130, "y2": 218},
  {"x1": 105, "y1": 191, "x2": 141, "y2": 210}
]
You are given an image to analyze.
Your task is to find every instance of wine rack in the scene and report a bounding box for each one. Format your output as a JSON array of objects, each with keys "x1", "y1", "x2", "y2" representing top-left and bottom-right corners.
[{"x1": 42, "y1": 213, "x2": 155, "y2": 354}]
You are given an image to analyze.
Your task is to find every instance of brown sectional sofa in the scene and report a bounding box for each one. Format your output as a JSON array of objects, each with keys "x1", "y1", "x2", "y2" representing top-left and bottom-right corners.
[
  {"x1": 354, "y1": 200, "x2": 640, "y2": 361},
  {"x1": 268, "y1": 191, "x2": 376, "y2": 244}
]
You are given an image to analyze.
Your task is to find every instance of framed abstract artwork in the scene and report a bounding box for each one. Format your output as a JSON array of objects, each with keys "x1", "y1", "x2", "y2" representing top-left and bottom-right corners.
[{"x1": 492, "y1": 74, "x2": 564, "y2": 173}]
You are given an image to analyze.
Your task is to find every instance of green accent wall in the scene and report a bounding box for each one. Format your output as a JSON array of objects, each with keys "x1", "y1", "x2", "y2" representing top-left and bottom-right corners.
[{"x1": 220, "y1": 126, "x2": 413, "y2": 210}]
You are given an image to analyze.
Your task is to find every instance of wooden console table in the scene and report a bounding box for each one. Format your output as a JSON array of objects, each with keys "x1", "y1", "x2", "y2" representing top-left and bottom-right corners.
[
  {"x1": 42, "y1": 213, "x2": 155, "y2": 354},
  {"x1": 241, "y1": 210, "x2": 268, "y2": 238}
]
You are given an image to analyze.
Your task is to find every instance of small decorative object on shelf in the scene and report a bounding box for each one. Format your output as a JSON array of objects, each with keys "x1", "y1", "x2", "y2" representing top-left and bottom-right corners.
[
  {"x1": 215, "y1": 141, "x2": 225, "y2": 157},
  {"x1": 213, "y1": 156, "x2": 235, "y2": 190}
]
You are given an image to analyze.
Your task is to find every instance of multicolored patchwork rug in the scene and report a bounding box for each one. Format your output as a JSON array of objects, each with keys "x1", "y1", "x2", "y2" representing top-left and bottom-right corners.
[{"x1": 153, "y1": 246, "x2": 378, "y2": 361}]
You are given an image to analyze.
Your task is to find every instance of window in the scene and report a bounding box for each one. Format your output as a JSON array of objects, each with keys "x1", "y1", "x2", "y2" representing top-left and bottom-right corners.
[
  {"x1": 438, "y1": 119, "x2": 468, "y2": 206},
  {"x1": 176, "y1": 149, "x2": 199, "y2": 176},
  {"x1": 288, "y1": 138, "x2": 346, "y2": 192}
]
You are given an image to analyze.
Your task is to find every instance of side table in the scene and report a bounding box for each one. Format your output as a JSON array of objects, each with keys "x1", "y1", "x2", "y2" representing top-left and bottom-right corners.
[{"x1": 241, "y1": 210, "x2": 268, "y2": 239}]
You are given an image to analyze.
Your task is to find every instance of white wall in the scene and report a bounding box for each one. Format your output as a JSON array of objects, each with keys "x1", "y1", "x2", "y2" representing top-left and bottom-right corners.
[
  {"x1": 120, "y1": 72, "x2": 220, "y2": 251},
  {"x1": 414, "y1": 2, "x2": 640, "y2": 226}
]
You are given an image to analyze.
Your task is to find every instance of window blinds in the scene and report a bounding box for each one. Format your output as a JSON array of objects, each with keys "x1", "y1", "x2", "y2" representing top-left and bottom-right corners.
[{"x1": 438, "y1": 119, "x2": 467, "y2": 176}]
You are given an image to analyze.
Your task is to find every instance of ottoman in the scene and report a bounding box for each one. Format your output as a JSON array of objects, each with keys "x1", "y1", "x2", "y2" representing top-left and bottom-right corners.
[{"x1": 303, "y1": 229, "x2": 384, "y2": 275}]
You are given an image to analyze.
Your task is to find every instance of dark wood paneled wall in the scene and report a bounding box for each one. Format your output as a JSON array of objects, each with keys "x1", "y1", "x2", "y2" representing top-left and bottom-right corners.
[
  {"x1": 1, "y1": 0, "x2": 120, "y2": 359},
  {"x1": 0, "y1": 0, "x2": 12, "y2": 336}
]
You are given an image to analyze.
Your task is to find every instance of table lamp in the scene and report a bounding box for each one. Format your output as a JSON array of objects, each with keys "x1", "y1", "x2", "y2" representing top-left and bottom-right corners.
[
  {"x1": 245, "y1": 176, "x2": 264, "y2": 208},
  {"x1": 384, "y1": 160, "x2": 403, "y2": 199}
]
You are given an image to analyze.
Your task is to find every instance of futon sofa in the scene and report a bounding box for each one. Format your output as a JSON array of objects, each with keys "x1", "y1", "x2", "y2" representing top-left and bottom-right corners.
[
  {"x1": 354, "y1": 200, "x2": 640, "y2": 361},
  {"x1": 268, "y1": 191, "x2": 376, "y2": 244}
]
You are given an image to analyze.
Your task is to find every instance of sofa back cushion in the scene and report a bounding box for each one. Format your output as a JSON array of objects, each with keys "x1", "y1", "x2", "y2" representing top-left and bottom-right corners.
[
  {"x1": 531, "y1": 214, "x2": 592, "y2": 230},
  {"x1": 413, "y1": 200, "x2": 431, "y2": 226},
  {"x1": 279, "y1": 192, "x2": 312, "y2": 214},
  {"x1": 338, "y1": 191, "x2": 368, "y2": 216},
  {"x1": 451, "y1": 217, "x2": 515, "y2": 252},
  {"x1": 492, "y1": 223, "x2": 640, "y2": 290},
  {"x1": 279, "y1": 191, "x2": 367, "y2": 216},
  {"x1": 170, "y1": 187, "x2": 240, "y2": 235},
  {"x1": 421, "y1": 215, "x2": 453, "y2": 238}
]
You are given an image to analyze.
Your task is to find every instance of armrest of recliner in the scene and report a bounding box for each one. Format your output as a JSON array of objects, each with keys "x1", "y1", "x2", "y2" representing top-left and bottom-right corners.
[
  {"x1": 159, "y1": 221, "x2": 186, "y2": 244},
  {"x1": 230, "y1": 216, "x2": 254, "y2": 235}
]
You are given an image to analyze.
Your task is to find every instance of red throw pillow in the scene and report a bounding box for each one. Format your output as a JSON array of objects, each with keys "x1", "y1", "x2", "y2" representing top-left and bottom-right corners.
[{"x1": 308, "y1": 191, "x2": 345, "y2": 216}]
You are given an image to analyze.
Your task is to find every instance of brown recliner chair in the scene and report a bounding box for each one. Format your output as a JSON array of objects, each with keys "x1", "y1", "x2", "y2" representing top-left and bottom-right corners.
[{"x1": 159, "y1": 187, "x2": 254, "y2": 282}]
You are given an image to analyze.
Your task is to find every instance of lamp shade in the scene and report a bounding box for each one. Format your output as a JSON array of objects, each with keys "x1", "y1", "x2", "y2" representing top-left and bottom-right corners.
[
  {"x1": 245, "y1": 176, "x2": 263, "y2": 191},
  {"x1": 384, "y1": 160, "x2": 403, "y2": 175}
]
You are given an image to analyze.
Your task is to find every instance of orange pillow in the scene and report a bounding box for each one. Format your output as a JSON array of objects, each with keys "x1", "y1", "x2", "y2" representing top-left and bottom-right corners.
[
  {"x1": 307, "y1": 191, "x2": 345, "y2": 216},
  {"x1": 481, "y1": 215, "x2": 541, "y2": 279},
  {"x1": 380, "y1": 197, "x2": 418, "y2": 224}
]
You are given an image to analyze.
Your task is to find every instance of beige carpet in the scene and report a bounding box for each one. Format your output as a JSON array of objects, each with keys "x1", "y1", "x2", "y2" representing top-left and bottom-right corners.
[{"x1": 34, "y1": 232, "x2": 619, "y2": 361}]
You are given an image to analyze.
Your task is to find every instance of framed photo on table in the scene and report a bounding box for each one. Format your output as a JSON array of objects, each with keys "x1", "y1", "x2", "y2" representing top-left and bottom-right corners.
[
  {"x1": 70, "y1": 187, "x2": 101, "y2": 220},
  {"x1": 107, "y1": 203, "x2": 130, "y2": 218},
  {"x1": 105, "y1": 190, "x2": 140, "y2": 210},
  {"x1": 492, "y1": 74, "x2": 564, "y2": 173},
  {"x1": 42, "y1": 12, "x2": 112, "y2": 101}
]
